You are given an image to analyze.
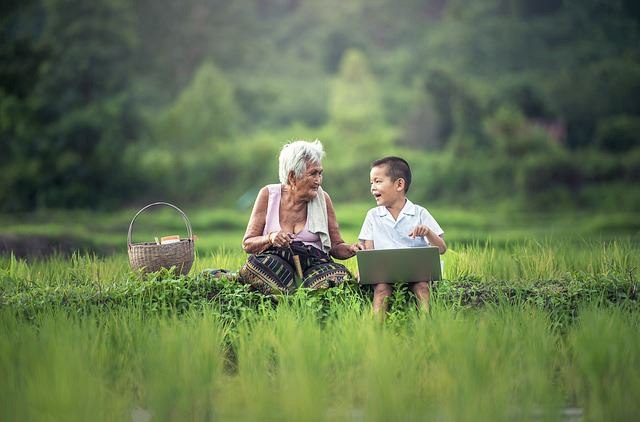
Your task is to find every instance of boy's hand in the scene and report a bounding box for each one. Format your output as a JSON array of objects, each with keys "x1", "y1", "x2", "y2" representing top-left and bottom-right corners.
[{"x1": 408, "y1": 224, "x2": 431, "y2": 238}]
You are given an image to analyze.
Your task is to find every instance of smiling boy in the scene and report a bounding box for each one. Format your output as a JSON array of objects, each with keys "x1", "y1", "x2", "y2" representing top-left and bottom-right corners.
[{"x1": 358, "y1": 156, "x2": 447, "y2": 316}]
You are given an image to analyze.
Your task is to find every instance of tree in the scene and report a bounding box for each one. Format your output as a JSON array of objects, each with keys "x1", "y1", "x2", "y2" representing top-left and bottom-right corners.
[
  {"x1": 328, "y1": 49, "x2": 383, "y2": 131},
  {"x1": 423, "y1": 68, "x2": 486, "y2": 152},
  {"x1": 483, "y1": 105, "x2": 559, "y2": 157},
  {"x1": 324, "y1": 49, "x2": 395, "y2": 200},
  {"x1": 27, "y1": 0, "x2": 139, "y2": 209},
  {"x1": 0, "y1": 0, "x2": 48, "y2": 210},
  {"x1": 153, "y1": 61, "x2": 240, "y2": 148}
]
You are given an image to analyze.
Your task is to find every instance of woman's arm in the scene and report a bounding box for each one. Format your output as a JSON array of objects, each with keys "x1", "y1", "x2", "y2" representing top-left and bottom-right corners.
[
  {"x1": 242, "y1": 187, "x2": 272, "y2": 254},
  {"x1": 325, "y1": 192, "x2": 360, "y2": 259}
]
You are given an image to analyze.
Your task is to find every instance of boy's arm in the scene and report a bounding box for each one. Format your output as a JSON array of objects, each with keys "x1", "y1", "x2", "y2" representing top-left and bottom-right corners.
[{"x1": 427, "y1": 231, "x2": 447, "y2": 254}]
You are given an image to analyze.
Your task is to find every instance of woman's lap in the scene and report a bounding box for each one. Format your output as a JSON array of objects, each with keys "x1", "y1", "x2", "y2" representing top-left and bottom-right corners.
[
  {"x1": 302, "y1": 261, "x2": 350, "y2": 289},
  {"x1": 239, "y1": 242, "x2": 351, "y2": 294}
]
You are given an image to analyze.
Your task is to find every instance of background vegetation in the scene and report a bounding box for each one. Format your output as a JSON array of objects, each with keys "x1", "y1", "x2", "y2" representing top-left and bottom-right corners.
[
  {"x1": 2, "y1": 0, "x2": 640, "y2": 212},
  {"x1": 3, "y1": 2, "x2": 639, "y2": 419}
]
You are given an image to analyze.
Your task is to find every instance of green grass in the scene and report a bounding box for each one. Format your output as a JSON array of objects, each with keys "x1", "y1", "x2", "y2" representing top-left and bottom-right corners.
[
  {"x1": 1, "y1": 207, "x2": 639, "y2": 420},
  {"x1": 2, "y1": 238, "x2": 637, "y2": 287},
  {"x1": 1, "y1": 302, "x2": 638, "y2": 421}
]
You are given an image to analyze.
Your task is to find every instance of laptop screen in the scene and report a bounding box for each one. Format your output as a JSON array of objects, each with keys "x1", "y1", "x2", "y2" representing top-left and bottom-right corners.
[{"x1": 356, "y1": 247, "x2": 442, "y2": 284}]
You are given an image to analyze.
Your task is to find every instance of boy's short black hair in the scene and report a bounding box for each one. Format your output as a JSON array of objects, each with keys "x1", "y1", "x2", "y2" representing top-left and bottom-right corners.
[{"x1": 371, "y1": 156, "x2": 412, "y2": 193}]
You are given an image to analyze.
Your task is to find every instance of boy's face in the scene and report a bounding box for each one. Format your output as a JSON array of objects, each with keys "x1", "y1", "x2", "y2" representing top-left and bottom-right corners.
[{"x1": 370, "y1": 165, "x2": 405, "y2": 207}]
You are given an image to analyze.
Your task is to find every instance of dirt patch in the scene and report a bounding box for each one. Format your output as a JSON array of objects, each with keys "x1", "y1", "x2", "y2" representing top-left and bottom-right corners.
[{"x1": 0, "y1": 234, "x2": 118, "y2": 258}]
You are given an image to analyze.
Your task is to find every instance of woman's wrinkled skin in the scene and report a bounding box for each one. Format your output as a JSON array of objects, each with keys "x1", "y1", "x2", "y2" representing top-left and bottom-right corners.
[{"x1": 242, "y1": 160, "x2": 360, "y2": 258}]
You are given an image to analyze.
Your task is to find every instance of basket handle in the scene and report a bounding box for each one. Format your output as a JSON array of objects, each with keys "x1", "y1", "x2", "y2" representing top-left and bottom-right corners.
[{"x1": 127, "y1": 202, "x2": 193, "y2": 247}]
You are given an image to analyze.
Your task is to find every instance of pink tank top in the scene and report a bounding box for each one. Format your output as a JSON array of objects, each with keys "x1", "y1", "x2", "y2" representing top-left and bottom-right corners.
[{"x1": 263, "y1": 184, "x2": 323, "y2": 251}]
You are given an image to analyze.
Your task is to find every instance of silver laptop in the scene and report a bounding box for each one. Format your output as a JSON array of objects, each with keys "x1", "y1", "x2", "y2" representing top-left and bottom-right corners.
[{"x1": 356, "y1": 247, "x2": 442, "y2": 284}]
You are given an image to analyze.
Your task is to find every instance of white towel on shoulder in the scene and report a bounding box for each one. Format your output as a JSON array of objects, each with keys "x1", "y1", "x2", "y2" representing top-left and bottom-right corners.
[{"x1": 307, "y1": 186, "x2": 331, "y2": 253}]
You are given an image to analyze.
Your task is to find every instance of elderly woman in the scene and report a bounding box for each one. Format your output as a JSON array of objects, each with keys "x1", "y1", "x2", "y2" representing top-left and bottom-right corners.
[{"x1": 239, "y1": 140, "x2": 360, "y2": 294}]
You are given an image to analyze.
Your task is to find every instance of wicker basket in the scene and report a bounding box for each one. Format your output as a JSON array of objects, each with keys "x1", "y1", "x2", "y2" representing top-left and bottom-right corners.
[{"x1": 127, "y1": 202, "x2": 195, "y2": 275}]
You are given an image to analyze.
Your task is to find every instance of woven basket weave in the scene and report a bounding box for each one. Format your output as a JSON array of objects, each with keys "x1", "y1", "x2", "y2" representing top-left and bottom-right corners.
[{"x1": 127, "y1": 202, "x2": 195, "y2": 275}]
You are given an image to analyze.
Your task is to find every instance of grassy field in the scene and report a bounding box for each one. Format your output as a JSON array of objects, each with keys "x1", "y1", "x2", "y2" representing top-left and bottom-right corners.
[
  {"x1": 2, "y1": 202, "x2": 639, "y2": 254},
  {"x1": 2, "y1": 301, "x2": 639, "y2": 421},
  {"x1": 1, "y1": 206, "x2": 639, "y2": 421}
]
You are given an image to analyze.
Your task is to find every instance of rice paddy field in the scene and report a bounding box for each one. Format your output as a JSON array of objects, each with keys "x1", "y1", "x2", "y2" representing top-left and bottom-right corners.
[{"x1": 1, "y1": 204, "x2": 639, "y2": 421}]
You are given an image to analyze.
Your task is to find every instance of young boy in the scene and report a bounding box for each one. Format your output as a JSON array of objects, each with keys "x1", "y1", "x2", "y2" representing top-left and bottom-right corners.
[{"x1": 358, "y1": 156, "x2": 447, "y2": 315}]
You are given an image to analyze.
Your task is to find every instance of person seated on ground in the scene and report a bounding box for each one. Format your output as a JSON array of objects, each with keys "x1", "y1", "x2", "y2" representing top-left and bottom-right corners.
[
  {"x1": 239, "y1": 139, "x2": 361, "y2": 294},
  {"x1": 358, "y1": 156, "x2": 446, "y2": 316}
]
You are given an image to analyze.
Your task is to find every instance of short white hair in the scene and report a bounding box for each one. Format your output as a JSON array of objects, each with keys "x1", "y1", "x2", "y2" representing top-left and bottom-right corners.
[{"x1": 278, "y1": 140, "x2": 325, "y2": 184}]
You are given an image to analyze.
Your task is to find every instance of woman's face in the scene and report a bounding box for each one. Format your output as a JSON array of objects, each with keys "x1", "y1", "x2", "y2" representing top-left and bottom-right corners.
[{"x1": 291, "y1": 160, "x2": 323, "y2": 200}]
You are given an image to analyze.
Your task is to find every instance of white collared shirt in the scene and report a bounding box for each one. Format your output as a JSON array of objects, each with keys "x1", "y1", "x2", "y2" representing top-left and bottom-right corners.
[{"x1": 358, "y1": 198, "x2": 444, "y2": 249}]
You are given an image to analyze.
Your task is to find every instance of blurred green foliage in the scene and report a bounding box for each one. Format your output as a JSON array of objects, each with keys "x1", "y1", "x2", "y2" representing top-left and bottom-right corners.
[
  {"x1": 153, "y1": 61, "x2": 240, "y2": 148},
  {"x1": 1, "y1": 0, "x2": 639, "y2": 211},
  {"x1": 2, "y1": 0, "x2": 139, "y2": 210}
]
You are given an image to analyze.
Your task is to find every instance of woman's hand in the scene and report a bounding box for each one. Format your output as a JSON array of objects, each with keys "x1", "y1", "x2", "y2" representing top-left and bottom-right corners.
[
  {"x1": 344, "y1": 243, "x2": 364, "y2": 256},
  {"x1": 268, "y1": 231, "x2": 295, "y2": 248},
  {"x1": 331, "y1": 242, "x2": 363, "y2": 259},
  {"x1": 349, "y1": 243, "x2": 365, "y2": 254}
]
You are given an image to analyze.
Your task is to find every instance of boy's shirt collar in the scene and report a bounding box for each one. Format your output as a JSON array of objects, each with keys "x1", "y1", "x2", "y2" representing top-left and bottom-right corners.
[{"x1": 376, "y1": 198, "x2": 417, "y2": 218}]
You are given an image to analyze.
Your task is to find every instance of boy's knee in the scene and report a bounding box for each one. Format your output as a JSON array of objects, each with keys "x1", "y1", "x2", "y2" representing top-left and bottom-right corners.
[
  {"x1": 411, "y1": 281, "x2": 430, "y2": 295},
  {"x1": 373, "y1": 283, "x2": 392, "y2": 296}
]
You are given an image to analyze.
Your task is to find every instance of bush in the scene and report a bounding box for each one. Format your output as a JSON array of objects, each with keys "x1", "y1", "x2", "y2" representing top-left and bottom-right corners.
[
  {"x1": 424, "y1": 68, "x2": 486, "y2": 149},
  {"x1": 577, "y1": 149, "x2": 625, "y2": 183},
  {"x1": 409, "y1": 152, "x2": 518, "y2": 205},
  {"x1": 132, "y1": 137, "x2": 278, "y2": 206},
  {"x1": 579, "y1": 182, "x2": 640, "y2": 211},
  {"x1": 621, "y1": 147, "x2": 640, "y2": 182},
  {"x1": 2, "y1": 270, "x2": 636, "y2": 326},
  {"x1": 594, "y1": 115, "x2": 640, "y2": 153},
  {"x1": 484, "y1": 105, "x2": 559, "y2": 157},
  {"x1": 517, "y1": 152, "x2": 583, "y2": 209}
]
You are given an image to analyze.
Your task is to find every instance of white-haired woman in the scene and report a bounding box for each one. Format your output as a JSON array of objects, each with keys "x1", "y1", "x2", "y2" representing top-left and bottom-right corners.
[{"x1": 239, "y1": 140, "x2": 361, "y2": 294}]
